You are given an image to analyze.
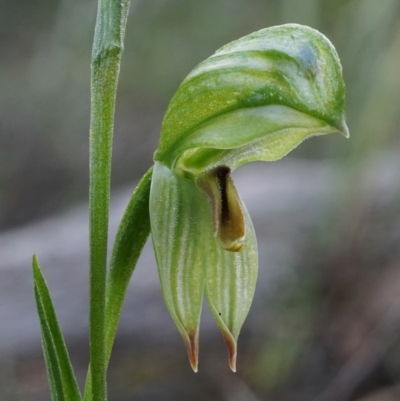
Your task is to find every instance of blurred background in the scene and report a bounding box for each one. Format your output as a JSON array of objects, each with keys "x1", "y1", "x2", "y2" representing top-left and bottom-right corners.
[{"x1": 1, "y1": 0, "x2": 400, "y2": 400}]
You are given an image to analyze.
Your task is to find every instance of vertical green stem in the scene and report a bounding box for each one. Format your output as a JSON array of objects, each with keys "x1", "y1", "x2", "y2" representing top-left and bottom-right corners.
[{"x1": 90, "y1": 0, "x2": 130, "y2": 400}]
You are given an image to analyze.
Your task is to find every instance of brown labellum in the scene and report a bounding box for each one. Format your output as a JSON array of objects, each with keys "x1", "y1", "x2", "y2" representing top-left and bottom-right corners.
[{"x1": 196, "y1": 166, "x2": 246, "y2": 252}]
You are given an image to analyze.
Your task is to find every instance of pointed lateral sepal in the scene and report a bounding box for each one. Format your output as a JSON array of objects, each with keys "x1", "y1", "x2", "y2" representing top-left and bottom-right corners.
[
  {"x1": 205, "y1": 202, "x2": 258, "y2": 371},
  {"x1": 184, "y1": 330, "x2": 199, "y2": 372},
  {"x1": 150, "y1": 162, "x2": 208, "y2": 371},
  {"x1": 225, "y1": 332, "x2": 238, "y2": 372},
  {"x1": 33, "y1": 256, "x2": 81, "y2": 401}
]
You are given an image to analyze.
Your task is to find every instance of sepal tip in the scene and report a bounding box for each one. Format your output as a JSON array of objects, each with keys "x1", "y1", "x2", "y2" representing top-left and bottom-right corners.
[
  {"x1": 338, "y1": 119, "x2": 350, "y2": 138},
  {"x1": 223, "y1": 334, "x2": 237, "y2": 372},
  {"x1": 183, "y1": 331, "x2": 199, "y2": 372}
]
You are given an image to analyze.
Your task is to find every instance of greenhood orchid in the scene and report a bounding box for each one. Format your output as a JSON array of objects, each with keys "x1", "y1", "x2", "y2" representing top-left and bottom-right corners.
[{"x1": 150, "y1": 24, "x2": 348, "y2": 372}]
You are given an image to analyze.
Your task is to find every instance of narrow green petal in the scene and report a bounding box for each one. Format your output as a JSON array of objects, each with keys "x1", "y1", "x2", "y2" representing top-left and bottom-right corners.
[
  {"x1": 205, "y1": 204, "x2": 258, "y2": 372},
  {"x1": 150, "y1": 162, "x2": 208, "y2": 371},
  {"x1": 175, "y1": 104, "x2": 339, "y2": 175}
]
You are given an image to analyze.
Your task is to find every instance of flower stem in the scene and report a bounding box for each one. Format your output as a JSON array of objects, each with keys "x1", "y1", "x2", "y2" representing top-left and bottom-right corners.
[{"x1": 89, "y1": 0, "x2": 130, "y2": 400}]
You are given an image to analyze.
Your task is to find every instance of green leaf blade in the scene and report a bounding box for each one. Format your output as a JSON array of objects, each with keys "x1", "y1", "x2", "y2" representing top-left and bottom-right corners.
[
  {"x1": 33, "y1": 256, "x2": 81, "y2": 401},
  {"x1": 34, "y1": 284, "x2": 65, "y2": 401},
  {"x1": 105, "y1": 167, "x2": 153, "y2": 358}
]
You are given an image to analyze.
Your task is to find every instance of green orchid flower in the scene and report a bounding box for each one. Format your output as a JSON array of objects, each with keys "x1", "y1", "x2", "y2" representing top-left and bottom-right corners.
[{"x1": 150, "y1": 24, "x2": 348, "y2": 372}]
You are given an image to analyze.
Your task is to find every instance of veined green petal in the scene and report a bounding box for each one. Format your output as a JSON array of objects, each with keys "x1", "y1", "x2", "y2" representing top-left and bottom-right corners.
[
  {"x1": 175, "y1": 104, "x2": 340, "y2": 176},
  {"x1": 154, "y1": 24, "x2": 347, "y2": 172},
  {"x1": 205, "y1": 202, "x2": 258, "y2": 372},
  {"x1": 150, "y1": 162, "x2": 208, "y2": 371}
]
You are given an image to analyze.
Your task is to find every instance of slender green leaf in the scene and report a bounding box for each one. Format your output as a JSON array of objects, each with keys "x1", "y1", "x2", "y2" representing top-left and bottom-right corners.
[
  {"x1": 33, "y1": 256, "x2": 81, "y2": 401},
  {"x1": 105, "y1": 167, "x2": 153, "y2": 358},
  {"x1": 83, "y1": 168, "x2": 152, "y2": 401},
  {"x1": 34, "y1": 284, "x2": 65, "y2": 401}
]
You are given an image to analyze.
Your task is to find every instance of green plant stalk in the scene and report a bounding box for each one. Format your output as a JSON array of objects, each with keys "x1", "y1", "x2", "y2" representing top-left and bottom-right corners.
[
  {"x1": 83, "y1": 168, "x2": 152, "y2": 401},
  {"x1": 89, "y1": 0, "x2": 130, "y2": 400}
]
